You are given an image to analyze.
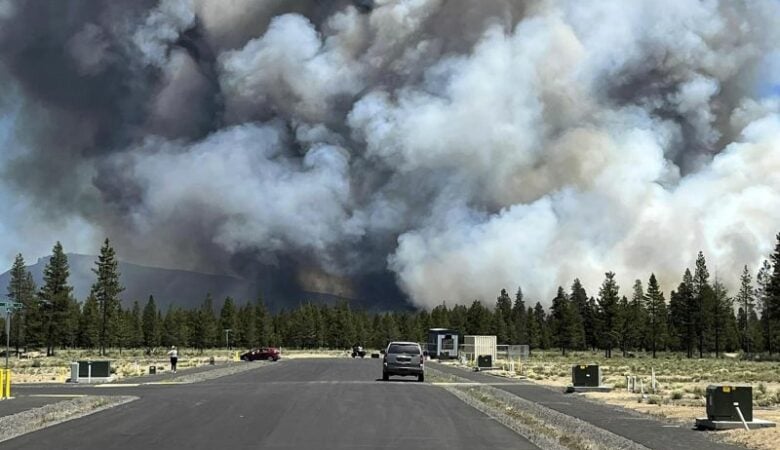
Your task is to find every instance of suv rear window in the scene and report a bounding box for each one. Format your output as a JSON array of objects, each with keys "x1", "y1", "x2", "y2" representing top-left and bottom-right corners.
[{"x1": 388, "y1": 344, "x2": 421, "y2": 354}]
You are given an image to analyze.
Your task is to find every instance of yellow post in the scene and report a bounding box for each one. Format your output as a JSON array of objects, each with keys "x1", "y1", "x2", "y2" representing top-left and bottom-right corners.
[{"x1": 0, "y1": 369, "x2": 7, "y2": 399}]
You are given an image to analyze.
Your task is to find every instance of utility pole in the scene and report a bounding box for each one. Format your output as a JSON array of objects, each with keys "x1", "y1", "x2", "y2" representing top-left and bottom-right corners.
[{"x1": 1, "y1": 300, "x2": 22, "y2": 370}]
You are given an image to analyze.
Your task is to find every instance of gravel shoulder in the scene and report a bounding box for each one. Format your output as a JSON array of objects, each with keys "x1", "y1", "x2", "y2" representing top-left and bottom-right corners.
[
  {"x1": 427, "y1": 366, "x2": 649, "y2": 450},
  {"x1": 0, "y1": 396, "x2": 138, "y2": 443}
]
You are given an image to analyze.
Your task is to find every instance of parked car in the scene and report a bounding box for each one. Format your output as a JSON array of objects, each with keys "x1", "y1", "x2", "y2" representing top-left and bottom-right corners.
[
  {"x1": 382, "y1": 341, "x2": 424, "y2": 382},
  {"x1": 241, "y1": 347, "x2": 281, "y2": 361}
]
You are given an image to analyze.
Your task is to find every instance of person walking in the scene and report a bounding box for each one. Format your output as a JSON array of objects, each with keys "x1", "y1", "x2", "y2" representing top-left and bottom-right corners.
[{"x1": 167, "y1": 346, "x2": 178, "y2": 373}]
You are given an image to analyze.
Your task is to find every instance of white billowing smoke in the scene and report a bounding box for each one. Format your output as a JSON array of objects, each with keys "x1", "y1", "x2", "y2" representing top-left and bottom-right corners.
[{"x1": 3, "y1": 0, "x2": 779, "y2": 307}]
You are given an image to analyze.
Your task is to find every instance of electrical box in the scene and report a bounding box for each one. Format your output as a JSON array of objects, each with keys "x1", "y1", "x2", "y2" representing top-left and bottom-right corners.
[
  {"x1": 477, "y1": 355, "x2": 493, "y2": 368},
  {"x1": 707, "y1": 385, "x2": 752, "y2": 422},
  {"x1": 77, "y1": 361, "x2": 111, "y2": 378},
  {"x1": 572, "y1": 365, "x2": 600, "y2": 387}
]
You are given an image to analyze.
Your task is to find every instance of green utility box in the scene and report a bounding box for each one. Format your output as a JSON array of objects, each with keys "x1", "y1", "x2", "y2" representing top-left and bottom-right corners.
[
  {"x1": 707, "y1": 385, "x2": 752, "y2": 422},
  {"x1": 477, "y1": 355, "x2": 492, "y2": 368},
  {"x1": 77, "y1": 360, "x2": 111, "y2": 378},
  {"x1": 572, "y1": 365, "x2": 600, "y2": 387}
]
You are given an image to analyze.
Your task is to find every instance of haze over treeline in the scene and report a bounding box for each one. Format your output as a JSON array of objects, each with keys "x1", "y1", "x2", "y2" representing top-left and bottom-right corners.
[
  {"x1": 4, "y1": 233, "x2": 780, "y2": 358},
  {"x1": 0, "y1": 1, "x2": 779, "y2": 308}
]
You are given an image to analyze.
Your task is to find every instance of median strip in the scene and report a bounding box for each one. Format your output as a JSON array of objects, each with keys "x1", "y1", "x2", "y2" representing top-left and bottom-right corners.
[
  {"x1": 427, "y1": 366, "x2": 649, "y2": 450},
  {"x1": 0, "y1": 395, "x2": 138, "y2": 443}
]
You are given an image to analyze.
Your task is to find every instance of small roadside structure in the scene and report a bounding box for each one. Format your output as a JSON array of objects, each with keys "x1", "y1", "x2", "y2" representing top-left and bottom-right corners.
[
  {"x1": 463, "y1": 335, "x2": 497, "y2": 367},
  {"x1": 426, "y1": 328, "x2": 459, "y2": 359},
  {"x1": 565, "y1": 364, "x2": 612, "y2": 393},
  {"x1": 695, "y1": 385, "x2": 776, "y2": 430},
  {"x1": 69, "y1": 360, "x2": 114, "y2": 384}
]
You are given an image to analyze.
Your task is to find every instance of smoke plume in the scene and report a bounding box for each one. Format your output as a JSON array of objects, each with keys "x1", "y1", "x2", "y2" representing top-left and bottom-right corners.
[{"x1": 0, "y1": 0, "x2": 778, "y2": 308}]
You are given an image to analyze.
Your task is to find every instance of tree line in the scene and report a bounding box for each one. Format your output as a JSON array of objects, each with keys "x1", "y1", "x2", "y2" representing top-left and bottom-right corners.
[{"x1": 3, "y1": 235, "x2": 780, "y2": 358}]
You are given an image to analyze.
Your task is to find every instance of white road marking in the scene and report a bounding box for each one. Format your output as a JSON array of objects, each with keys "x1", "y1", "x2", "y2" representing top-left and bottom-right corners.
[{"x1": 29, "y1": 394, "x2": 87, "y2": 398}]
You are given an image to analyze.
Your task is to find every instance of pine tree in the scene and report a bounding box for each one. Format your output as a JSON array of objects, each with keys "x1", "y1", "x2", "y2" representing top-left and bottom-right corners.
[
  {"x1": 526, "y1": 305, "x2": 540, "y2": 352},
  {"x1": 431, "y1": 303, "x2": 451, "y2": 328},
  {"x1": 142, "y1": 295, "x2": 160, "y2": 350},
  {"x1": 130, "y1": 301, "x2": 143, "y2": 348},
  {"x1": 711, "y1": 279, "x2": 734, "y2": 358},
  {"x1": 91, "y1": 238, "x2": 124, "y2": 355},
  {"x1": 6, "y1": 254, "x2": 37, "y2": 353},
  {"x1": 735, "y1": 266, "x2": 756, "y2": 354},
  {"x1": 235, "y1": 304, "x2": 257, "y2": 348},
  {"x1": 220, "y1": 297, "x2": 238, "y2": 349},
  {"x1": 550, "y1": 287, "x2": 572, "y2": 355},
  {"x1": 466, "y1": 300, "x2": 490, "y2": 335},
  {"x1": 586, "y1": 296, "x2": 602, "y2": 351},
  {"x1": 255, "y1": 296, "x2": 271, "y2": 347},
  {"x1": 645, "y1": 274, "x2": 668, "y2": 358},
  {"x1": 597, "y1": 272, "x2": 620, "y2": 358},
  {"x1": 511, "y1": 287, "x2": 527, "y2": 345},
  {"x1": 38, "y1": 242, "x2": 74, "y2": 356},
  {"x1": 569, "y1": 279, "x2": 588, "y2": 350},
  {"x1": 493, "y1": 289, "x2": 511, "y2": 344},
  {"x1": 766, "y1": 234, "x2": 780, "y2": 354},
  {"x1": 79, "y1": 294, "x2": 100, "y2": 348},
  {"x1": 692, "y1": 251, "x2": 714, "y2": 357},
  {"x1": 533, "y1": 302, "x2": 550, "y2": 349},
  {"x1": 627, "y1": 280, "x2": 648, "y2": 353},
  {"x1": 756, "y1": 260, "x2": 772, "y2": 353}
]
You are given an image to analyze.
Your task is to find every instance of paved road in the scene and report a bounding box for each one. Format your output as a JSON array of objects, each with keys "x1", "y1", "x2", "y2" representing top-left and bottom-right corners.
[
  {"x1": 431, "y1": 363, "x2": 744, "y2": 450},
  {"x1": 2, "y1": 359, "x2": 538, "y2": 450}
]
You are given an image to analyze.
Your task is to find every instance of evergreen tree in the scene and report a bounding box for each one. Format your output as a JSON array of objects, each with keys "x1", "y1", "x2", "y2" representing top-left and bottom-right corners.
[
  {"x1": 466, "y1": 300, "x2": 491, "y2": 335},
  {"x1": 526, "y1": 305, "x2": 540, "y2": 352},
  {"x1": 533, "y1": 302, "x2": 550, "y2": 349},
  {"x1": 627, "y1": 280, "x2": 648, "y2": 353},
  {"x1": 430, "y1": 303, "x2": 451, "y2": 328},
  {"x1": 219, "y1": 297, "x2": 238, "y2": 349},
  {"x1": 692, "y1": 251, "x2": 714, "y2": 357},
  {"x1": 735, "y1": 266, "x2": 756, "y2": 354},
  {"x1": 712, "y1": 279, "x2": 736, "y2": 357},
  {"x1": 142, "y1": 295, "x2": 160, "y2": 350},
  {"x1": 756, "y1": 260, "x2": 772, "y2": 353},
  {"x1": 586, "y1": 296, "x2": 603, "y2": 351},
  {"x1": 130, "y1": 301, "x2": 143, "y2": 348},
  {"x1": 569, "y1": 279, "x2": 588, "y2": 350},
  {"x1": 766, "y1": 234, "x2": 780, "y2": 354},
  {"x1": 597, "y1": 272, "x2": 620, "y2": 358},
  {"x1": 255, "y1": 296, "x2": 272, "y2": 347},
  {"x1": 79, "y1": 294, "x2": 100, "y2": 348},
  {"x1": 616, "y1": 295, "x2": 631, "y2": 357},
  {"x1": 191, "y1": 294, "x2": 216, "y2": 352},
  {"x1": 6, "y1": 254, "x2": 37, "y2": 353},
  {"x1": 235, "y1": 304, "x2": 257, "y2": 348},
  {"x1": 645, "y1": 274, "x2": 668, "y2": 358},
  {"x1": 550, "y1": 287, "x2": 572, "y2": 355},
  {"x1": 38, "y1": 242, "x2": 74, "y2": 356},
  {"x1": 91, "y1": 238, "x2": 124, "y2": 355},
  {"x1": 511, "y1": 287, "x2": 527, "y2": 344},
  {"x1": 492, "y1": 289, "x2": 511, "y2": 344}
]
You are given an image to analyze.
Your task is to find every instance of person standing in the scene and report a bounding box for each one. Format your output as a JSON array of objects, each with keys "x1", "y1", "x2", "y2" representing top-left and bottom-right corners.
[{"x1": 167, "y1": 346, "x2": 178, "y2": 373}]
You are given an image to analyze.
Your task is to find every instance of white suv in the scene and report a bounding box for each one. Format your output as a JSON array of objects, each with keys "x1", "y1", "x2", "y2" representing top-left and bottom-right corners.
[{"x1": 382, "y1": 342, "x2": 424, "y2": 382}]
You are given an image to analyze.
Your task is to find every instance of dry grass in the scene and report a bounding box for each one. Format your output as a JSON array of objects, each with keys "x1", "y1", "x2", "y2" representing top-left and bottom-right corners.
[{"x1": 489, "y1": 351, "x2": 780, "y2": 450}]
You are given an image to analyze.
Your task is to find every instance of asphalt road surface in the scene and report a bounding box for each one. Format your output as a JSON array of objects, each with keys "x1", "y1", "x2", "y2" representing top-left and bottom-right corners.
[{"x1": 3, "y1": 359, "x2": 538, "y2": 450}]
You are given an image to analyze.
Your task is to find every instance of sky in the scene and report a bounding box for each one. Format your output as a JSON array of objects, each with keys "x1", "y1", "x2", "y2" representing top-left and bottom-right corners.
[{"x1": 0, "y1": 0, "x2": 779, "y2": 308}]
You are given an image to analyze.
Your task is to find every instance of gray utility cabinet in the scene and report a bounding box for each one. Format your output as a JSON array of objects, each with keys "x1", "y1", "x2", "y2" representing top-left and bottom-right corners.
[
  {"x1": 707, "y1": 385, "x2": 752, "y2": 422},
  {"x1": 477, "y1": 355, "x2": 492, "y2": 368},
  {"x1": 77, "y1": 360, "x2": 111, "y2": 378},
  {"x1": 572, "y1": 365, "x2": 600, "y2": 387}
]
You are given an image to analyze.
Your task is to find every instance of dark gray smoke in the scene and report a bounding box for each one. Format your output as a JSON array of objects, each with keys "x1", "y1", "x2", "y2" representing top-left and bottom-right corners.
[{"x1": 0, "y1": 0, "x2": 778, "y2": 308}]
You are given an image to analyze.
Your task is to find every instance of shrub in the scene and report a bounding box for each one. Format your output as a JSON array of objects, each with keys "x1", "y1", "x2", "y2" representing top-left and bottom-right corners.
[{"x1": 671, "y1": 391, "x2": 684, "y2": 400}]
